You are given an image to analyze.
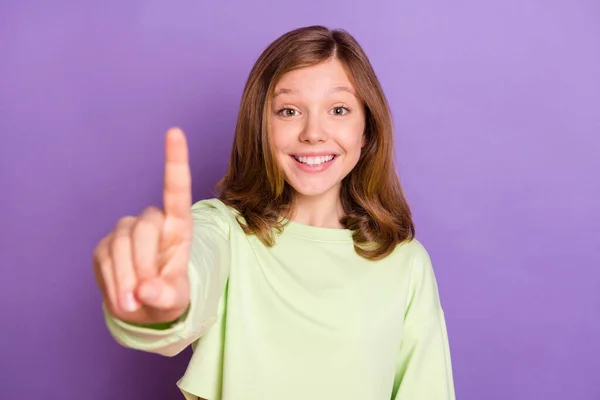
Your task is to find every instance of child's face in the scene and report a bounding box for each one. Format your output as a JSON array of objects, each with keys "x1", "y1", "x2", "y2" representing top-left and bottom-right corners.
[{"x1": 269, "y1": 58, "x2": 366, "y2": 200}]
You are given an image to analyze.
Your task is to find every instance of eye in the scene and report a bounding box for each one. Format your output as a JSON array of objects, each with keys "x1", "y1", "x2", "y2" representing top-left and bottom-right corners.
[
  {"x1": 330, "y1": 106, "x2": 350, "y2": 116},
  {"x1": 277, "y1": 108, "x2": 299, "y2": 117}
]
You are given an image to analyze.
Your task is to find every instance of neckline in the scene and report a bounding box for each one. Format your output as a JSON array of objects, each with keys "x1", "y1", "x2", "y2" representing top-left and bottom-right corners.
[{"x1": 279, "y1": 217, "x2": 354, "y2": 242}]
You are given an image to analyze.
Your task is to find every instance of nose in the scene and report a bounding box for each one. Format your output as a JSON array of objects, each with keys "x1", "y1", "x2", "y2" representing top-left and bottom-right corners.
[{"x1": 298, "y1": 113, "x2": 327, "y2": 144}]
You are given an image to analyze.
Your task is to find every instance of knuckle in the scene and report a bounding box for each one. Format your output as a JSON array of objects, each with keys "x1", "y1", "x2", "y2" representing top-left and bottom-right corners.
[
  {"x1": 116, "y1": 216, "x2": 136, "y2": 229},
  {"x1": 111, "y1": 235, "x2": 130, "y2": 253},
  {"x1": 133, "y1": 218, "x2": 156, "y2": 235},
  {"x1": 92, "y1": 237, "x2": 109, "y2": 264},
  {"x1": 141, "y1": 207, "x2": 165, "y2": 226},
  {"x1": 143, "y1": 205, "x2": 162, "y2": 215}
]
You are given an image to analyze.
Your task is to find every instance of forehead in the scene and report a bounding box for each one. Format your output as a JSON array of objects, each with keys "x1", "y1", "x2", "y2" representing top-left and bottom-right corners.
[{"x1": 273, "y1": 58, "x2": 356, "y2": 95}]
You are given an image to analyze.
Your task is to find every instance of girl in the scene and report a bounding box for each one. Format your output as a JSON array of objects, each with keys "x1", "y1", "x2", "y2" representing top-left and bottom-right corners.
[{"x1": 93, "y1": 25, "x2": 455, "y2": 400}]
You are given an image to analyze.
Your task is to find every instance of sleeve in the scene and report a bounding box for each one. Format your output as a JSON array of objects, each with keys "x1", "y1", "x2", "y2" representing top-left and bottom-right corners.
[
  {"x1": 391, "y1": 242, "x2": 456, "y2": 400},
  {"x1": 102, "y1": 201, "x2": 231, "y2": 357}
]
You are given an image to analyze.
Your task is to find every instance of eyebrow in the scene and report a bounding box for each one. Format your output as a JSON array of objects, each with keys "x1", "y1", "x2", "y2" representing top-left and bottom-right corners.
[
  {"x1": 272, "y1": 88, "x2": 296, "y2": 98},
  {"x1": 272, "y1": 85, "x2": 356, "y2": 98},
  {"x1": 329, "y1": 85, "x2": 356, "y2": 95}
]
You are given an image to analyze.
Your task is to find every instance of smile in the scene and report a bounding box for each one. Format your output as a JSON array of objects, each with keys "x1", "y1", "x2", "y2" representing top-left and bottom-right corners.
[
  {"x1": 290, "y1": 154, "x2": 338, "y2": 173},
  {"x1": 292, "y1": 155, "x2": 336, "y2": 166}
]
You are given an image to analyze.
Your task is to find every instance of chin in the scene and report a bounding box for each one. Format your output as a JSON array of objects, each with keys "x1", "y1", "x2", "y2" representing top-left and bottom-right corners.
[{"x1": 286, "y1": 179, "x2": 341, "y2": 198}]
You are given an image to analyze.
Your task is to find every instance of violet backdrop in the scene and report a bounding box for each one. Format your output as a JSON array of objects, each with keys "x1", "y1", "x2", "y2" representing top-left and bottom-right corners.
[{"x1": 1, "y1": 1, "x2": 599, "y2": 399}]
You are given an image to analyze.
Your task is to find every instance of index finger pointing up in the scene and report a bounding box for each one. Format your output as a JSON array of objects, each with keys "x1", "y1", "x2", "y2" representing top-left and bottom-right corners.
[{"x1": 163, "y1": 127, "x2": 192, "y2": 221}]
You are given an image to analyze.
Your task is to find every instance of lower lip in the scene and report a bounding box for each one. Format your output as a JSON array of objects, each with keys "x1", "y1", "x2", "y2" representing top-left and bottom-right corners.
[{"x1": 291, "y1": 156, "x2": 337, "y2": 173}]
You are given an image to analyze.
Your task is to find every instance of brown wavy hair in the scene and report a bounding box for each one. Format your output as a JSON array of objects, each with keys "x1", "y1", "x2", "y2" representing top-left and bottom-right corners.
[{"x1": 216, "y1": 25, "x2": 415, "y2": 260}]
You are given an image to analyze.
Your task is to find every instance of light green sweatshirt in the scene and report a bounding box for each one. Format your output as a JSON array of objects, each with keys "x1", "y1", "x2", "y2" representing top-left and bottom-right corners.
[{"x1": 104, "y1": 198, "x2": 455, "y2": 400}]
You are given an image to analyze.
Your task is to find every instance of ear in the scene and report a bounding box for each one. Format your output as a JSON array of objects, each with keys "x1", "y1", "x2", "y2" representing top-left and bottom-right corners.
[{"x1": 361, "y1": 131, "x2": 367, "y2": 148}]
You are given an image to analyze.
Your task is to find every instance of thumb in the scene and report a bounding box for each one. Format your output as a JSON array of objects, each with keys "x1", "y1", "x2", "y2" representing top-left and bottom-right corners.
[{"x1": 137, "y1": 277, "x2": 189, "y2": 310}]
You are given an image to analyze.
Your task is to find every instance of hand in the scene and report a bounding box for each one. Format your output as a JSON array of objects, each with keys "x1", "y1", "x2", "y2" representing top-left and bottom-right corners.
[{"x1": 93, "y1": 127, "x2": 193, "y2": 325}]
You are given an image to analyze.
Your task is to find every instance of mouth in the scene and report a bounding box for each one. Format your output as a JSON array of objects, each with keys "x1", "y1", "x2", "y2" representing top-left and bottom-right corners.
[{"x1": 291, "y1": 154, "x2": 337, "y2": 167}]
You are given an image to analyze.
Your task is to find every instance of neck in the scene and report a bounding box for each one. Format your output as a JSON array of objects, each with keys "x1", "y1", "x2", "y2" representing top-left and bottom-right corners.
[{"x1": 286, "y1": 187, "x2": 345, "y2": 229}]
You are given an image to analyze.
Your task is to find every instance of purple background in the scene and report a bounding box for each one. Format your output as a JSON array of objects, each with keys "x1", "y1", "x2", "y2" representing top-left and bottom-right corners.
[{"x1": 1, "y1": 1, "x2": 599, "y2": 399}]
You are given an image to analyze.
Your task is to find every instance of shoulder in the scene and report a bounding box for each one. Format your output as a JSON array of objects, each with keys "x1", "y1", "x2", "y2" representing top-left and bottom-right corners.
[
  {"x1": 391, "y1": 237, "x2": 433, "y2": 267},
  {"x1": 190, "y1": 197, "x2": 242, "y2": 237},
  {"x1": 391, "y1": 238, "x2": 438, "y2": 286}
]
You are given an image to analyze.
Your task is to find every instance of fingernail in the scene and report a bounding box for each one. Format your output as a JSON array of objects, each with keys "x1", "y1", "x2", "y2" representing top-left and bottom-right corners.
[{"x1": 121, "y1": 292, "x2": 138, "y2": 312}]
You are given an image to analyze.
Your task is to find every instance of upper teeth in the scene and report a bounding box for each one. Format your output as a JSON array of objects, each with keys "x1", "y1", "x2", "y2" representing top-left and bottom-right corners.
[{"x1": 296, "y1": 155, "x2": 335, "y2": 166}]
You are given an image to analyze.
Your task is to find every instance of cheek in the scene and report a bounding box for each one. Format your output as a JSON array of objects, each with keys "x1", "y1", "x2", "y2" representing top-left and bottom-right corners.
[
  {"x1": 269, "y1": 123, "x2": 291, "y2": 153},
  {"x1": 341, "y1": 123, "x2": 366, "y2": 153},
  {"x1": 269, "y1": 129, "x2": 284, "y2": 154}
]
